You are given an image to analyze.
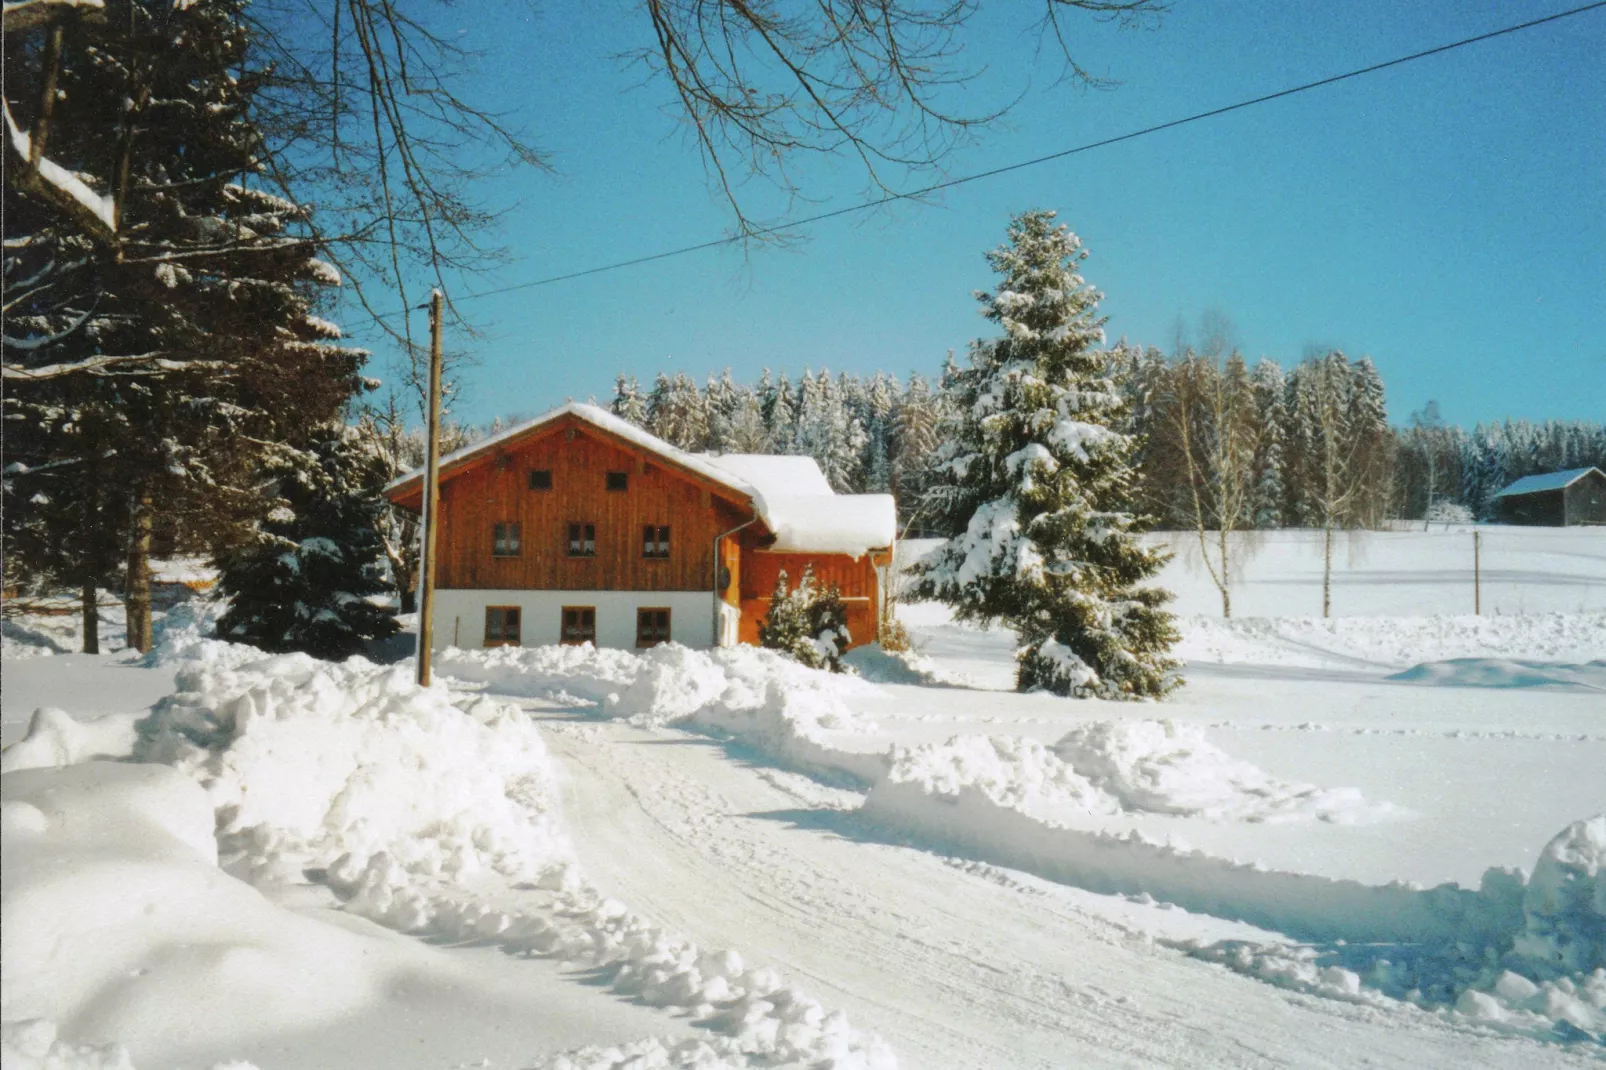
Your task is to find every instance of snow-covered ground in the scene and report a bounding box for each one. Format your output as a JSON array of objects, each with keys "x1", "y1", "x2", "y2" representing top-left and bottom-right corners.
[{"x1": 4, "y1": 529, "x2": 1603, "y2": 1068}]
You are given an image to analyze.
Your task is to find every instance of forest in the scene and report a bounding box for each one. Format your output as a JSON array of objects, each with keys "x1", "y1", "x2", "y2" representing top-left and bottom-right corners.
[{"x1": 593, "y1": 357, "x2": 1606, "y2": 537}]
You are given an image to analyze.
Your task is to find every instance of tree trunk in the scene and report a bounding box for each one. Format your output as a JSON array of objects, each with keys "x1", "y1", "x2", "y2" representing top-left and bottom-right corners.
[
  {"x1": 1322, "y1": 523, "x2": 1333, "y2": 618},
  {"x1": 81, "y1": 581, "x2": 100, "y2": 654},
  {"x1": 125, "y1": 493, "x2": 153, "y2": 652},
  {"x1": 1218, "y1": 527, "x2": 1231, "y2": 618}
]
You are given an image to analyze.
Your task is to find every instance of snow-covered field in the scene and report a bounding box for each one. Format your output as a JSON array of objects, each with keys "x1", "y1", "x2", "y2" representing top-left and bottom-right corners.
[{"x1": 3, "y1": 528, "x2": 1603, "y2": 1069}]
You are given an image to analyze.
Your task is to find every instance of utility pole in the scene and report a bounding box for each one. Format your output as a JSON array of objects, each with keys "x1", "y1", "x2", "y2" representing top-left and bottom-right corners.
[
  {"x1": 1473, "y1": 529, "x2": 1481, "y2": 616},
  {"x1": 417, "y1": 290, "x2": 444, "y2": 686}
]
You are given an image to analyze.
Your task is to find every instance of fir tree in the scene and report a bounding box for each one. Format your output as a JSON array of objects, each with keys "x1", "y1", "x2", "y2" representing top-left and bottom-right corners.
[
  {"x1": 216, "y1": 423, "x2": 399, "y2": 659},
  {"x1": 912, "y1": 210, "x2": 1180, "y2": 698}
]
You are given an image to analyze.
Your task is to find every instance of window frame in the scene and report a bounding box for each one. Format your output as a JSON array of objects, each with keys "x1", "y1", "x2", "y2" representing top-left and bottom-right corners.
[
  {"x1": 605, "y1": 470, "x2": 629, "y2": 492},
  {"x1": 641, "y1": 524, "x2": 671, "y2": 560},
  {"x1": 484, "y1": 605, "x2": 522, "y2": 647},
  {"x1": 491, "y1": 522, "x2": 522, "y2": 558},
  {"x1": 561, "y1": 605, "x2": 597, "y2": 646},
  {"x1": 566, "y1": 521, "x2": 597, "y2": 558},
  {"x1": 528, "y1": 469, "x2": 552, "y2": 491},
  {"x1": 636, "y1": 607, "x2": 671, "y2": 648}
]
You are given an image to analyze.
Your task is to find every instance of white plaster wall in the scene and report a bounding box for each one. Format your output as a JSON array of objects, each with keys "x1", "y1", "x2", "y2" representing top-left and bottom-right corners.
[{"x1": 430, "y1": 589, "x2": 721, "y2": 651}]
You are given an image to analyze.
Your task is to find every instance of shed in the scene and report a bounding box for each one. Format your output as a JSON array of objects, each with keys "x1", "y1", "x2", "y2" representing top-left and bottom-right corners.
[{"x1": 1492, "y1": 466, "x2": 1606, "y2": 526}]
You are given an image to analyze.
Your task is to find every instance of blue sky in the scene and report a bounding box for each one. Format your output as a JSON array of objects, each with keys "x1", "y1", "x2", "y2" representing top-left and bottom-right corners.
[{"x1": 361, "y1": 0, "x2": 1606, "y2": 430}]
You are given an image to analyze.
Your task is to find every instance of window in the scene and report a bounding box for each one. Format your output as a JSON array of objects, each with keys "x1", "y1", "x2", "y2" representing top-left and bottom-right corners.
[
  {"x1": 637, "y1": 608, "x2": 670, "y2": 648},
  {"x1": 492, "y1": 522, "x2": 521, "y2": 557},
  {"x1": 484, "y1": 606, "x2": 521, "y2": 647},
  {"x1": 606, "y1": 471, "x2": 629, "y2": 491},
  {"x1": 561, "y1": 606, "x2": 596, "y2": 645},
  {"x1": 528, "y1": 469, "x2": 552, "y2": 491},
  {"x1": 642, "y1": 524, "x2": 671, "y2": 559},
  {"x1": 566, "y1": 522, "x2": 596, "y2": 557}
]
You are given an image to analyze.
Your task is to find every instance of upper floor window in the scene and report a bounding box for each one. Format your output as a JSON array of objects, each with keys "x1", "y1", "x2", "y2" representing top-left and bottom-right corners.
[
  {"x1": 492, "y1": 522, "x2": 521, "y2": 557},
  {"x1": 567, "y1": 522, "x2": 596, "y2": 557},
  {"x1": 606, "y1": 471, "x2": 629, "y2": 492},
  {"x1": 529, "y1": 469, "x2": 552, "y2": 491},
  {"x1": 642, "y1": 525, "x2": 671, "y2": 559}
]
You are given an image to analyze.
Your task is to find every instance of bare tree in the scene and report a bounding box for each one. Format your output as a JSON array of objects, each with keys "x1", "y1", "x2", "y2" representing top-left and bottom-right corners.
[
  {"x1": 1156, "y1": 350, "x2": 1259, "y2": 617},
  {"x1": 245, "y1": 0, "x2": 1162, "y2": 414},
  {"x1": 1299, "y1": 352, "x2": 1372, "y2": 618}
]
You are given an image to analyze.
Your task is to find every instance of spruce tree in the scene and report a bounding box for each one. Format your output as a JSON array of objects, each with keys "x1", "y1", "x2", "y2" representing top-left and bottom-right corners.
[
  {"x1": 3, "y1": 0, "x2": 365, "y2": 652},
  {"x1": 913, "y1": 210, "x2": 1180, "y2": 698},
  {"x1": 216, "y1": 423, "x2": 398, "y2": 659}
]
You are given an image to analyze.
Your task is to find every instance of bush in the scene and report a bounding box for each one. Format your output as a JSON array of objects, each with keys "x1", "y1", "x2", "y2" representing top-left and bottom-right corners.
[{"x1": 759, "y1": 566, "x2": 851, "y2": 672}]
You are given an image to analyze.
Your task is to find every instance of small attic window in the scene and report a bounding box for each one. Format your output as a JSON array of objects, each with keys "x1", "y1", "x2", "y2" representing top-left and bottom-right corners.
[
  {"x1": 529, "y1": 469, "x2": 552, "y2": 491},
  {"x1": 606, "y1": 471, "x2": 629, "y2": 492}
]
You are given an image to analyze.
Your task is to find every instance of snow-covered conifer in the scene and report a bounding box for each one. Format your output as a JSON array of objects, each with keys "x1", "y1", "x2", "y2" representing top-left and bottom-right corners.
[
  {"x1": 912, "y1": 210, "x2": 1180, "y2": 698},
  {"x1": 610, "y1": 375, "x2": 648, "y2": 425},
  {"x1": 216, "y1": 424, "x2": 399, "y2": 659}
]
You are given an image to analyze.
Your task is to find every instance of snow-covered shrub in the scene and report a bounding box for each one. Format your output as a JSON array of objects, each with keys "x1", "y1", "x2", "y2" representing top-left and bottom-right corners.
[{"x1": 759, "y1": 565, "x2": 851, "y2": 672}]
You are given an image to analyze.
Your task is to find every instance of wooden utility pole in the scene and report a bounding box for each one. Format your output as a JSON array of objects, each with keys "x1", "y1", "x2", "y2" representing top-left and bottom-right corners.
[
  {"x1": 1473, "y1": 529, "x2": 1481, "y2": 616},
  {"x1": 417, "y1": 290, "x2": 444, "y2": 686}
]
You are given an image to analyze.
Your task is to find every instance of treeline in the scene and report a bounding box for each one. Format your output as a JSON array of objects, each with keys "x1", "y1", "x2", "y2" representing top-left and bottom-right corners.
[
  {"x1": 605, "y1": 356, "x2": 1605, "y2": 533},
  {"x1": 608, "y1": 369, "x2": 952, "y2": 528}
]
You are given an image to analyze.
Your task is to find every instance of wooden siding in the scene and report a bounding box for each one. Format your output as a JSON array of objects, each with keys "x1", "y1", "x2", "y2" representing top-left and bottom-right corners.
[
  {"x1": 433, "y1": 423, "x2": 751, "y2": 591},
  {"x1": 736, "y1": 549, "x2": 881, "y2": 649}
]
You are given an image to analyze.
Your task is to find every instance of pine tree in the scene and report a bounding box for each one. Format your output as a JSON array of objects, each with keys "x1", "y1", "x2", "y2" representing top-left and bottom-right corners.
[
  {"x1": 3, "y1": 0, "x2": 365, "y2": 652},
  {"x1": 912, "y1": 210, "x2": 1180, "y2": 698},
  {"x1": 216, "y1": 423, "x2": 399, "y2": 659}
]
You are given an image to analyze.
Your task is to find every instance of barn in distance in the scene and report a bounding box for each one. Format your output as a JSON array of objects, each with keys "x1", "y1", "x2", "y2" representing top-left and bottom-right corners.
[
  {"x1": 385, "y1": 403, "x2": 896, "y2": 652},
  {"x1": 1492, "y1": 466, "x2": 1606, "y2": 526}
]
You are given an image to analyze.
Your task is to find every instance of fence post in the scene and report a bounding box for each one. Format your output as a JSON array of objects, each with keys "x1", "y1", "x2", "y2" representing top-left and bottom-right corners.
[{"x1": 1473, "y1": 530, "x2": 1481, "y2": 616}]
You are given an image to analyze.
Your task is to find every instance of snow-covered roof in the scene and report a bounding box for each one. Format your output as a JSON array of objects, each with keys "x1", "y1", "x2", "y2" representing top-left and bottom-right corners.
[
  {"x1": 385, "y1": 402, "x2": 896, "y2": 556},
  {"x1": 697, "y1": 453, "x2": 835, "y2": 497},
  {"x1": 1493, "y1": 467, "x2": 1603, "y2": 498},
  {"x1": 760, "y1": 494, "x2": 898, "y2": 556}
]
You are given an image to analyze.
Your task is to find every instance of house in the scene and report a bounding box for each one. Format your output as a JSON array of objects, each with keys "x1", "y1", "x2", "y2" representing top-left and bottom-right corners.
[
  {"x1": 1492, "y1": 466, "x2": 1606, "y2": 526},
  {"x1": 384, "y1": 402, "x2": 897, "y2": 652}
]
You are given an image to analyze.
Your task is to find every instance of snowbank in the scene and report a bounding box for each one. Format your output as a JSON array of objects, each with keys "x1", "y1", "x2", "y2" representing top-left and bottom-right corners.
[
  {"x1": 864, "y1": 742, "x2": 1604, "y2": 1045},
  {"x1": 439, "y1": 641, "x2": 888, "y2": 784},
  {"x1": 6, "y1": 639, "x2": 897, "y2": 1067},
  {"x1": 1388, "y1": 658, "x2": 1606, "y2": 691},
  {"x1": 1052, "y1": 720, "x2": 1383, "y2": 823},
  {"x1": 1177, "y1": 612, "x2": 1606, "y2": 670},
  {"x1": 1183, "y1": 813, "x2": 1606, "y2": 1045},
  {"x1": 1, "y1": 707, "x2": 139, "y2": 774},
  {"x1": 841, "y1": 643, "x2": 973, "y2": 687}
]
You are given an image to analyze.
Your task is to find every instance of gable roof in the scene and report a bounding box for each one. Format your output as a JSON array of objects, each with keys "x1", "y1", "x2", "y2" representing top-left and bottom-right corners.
[
  {"x1": 1493, "y1": 467, "x2": 1604, "y2": 498},
  {"x1": 384, "y1": 402, "x2": 896, "y2": 556}
]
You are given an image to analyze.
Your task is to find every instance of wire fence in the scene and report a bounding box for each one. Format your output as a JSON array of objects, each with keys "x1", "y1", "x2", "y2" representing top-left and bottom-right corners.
[{"x1": 894, "y1": 526, "x2": 1606, "y2": 618}]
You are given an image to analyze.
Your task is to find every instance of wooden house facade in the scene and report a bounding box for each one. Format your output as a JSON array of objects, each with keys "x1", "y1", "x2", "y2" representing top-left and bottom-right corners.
[
  {"x1": 1493, "y1": 467, "x2": 1606, "y2": 526},
  {"x1": 385, "y1": 404, "x2": 897, "y2": 652}
]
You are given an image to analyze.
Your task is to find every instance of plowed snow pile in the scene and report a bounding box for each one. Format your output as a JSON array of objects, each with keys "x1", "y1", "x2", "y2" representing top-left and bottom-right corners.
[
  {"x1": 1177, "y1": 612, "x2": 1606, "y2": 670},
  {"x1": 4, "y1": 646, "x2": 896, "y2": 1069},
  {"x1": 439, "y1": 642, "x2": 889, "y2": 783}
]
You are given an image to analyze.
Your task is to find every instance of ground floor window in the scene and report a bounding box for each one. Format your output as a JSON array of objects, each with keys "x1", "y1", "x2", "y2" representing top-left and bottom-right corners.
[
  {"x1": 484, "y1": 605, "x2": 521, "y2": 647},
  {"x1": 636, "y1": 607, "x2": 671, "y2": 647},
  {"x1": 561, "y1": 606, "x2": 596, "y2": 645}
]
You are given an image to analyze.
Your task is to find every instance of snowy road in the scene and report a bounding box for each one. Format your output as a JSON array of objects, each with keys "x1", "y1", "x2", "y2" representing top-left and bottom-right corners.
[{"x1": 538, "y1": 709, "x2": 1583, "y2": 1069}]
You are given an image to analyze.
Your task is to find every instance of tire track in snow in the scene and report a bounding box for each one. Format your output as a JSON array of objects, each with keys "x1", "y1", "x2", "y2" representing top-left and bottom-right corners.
[{"x1": 541, "y1": 715, "x2": 1575, "y2": 1070}]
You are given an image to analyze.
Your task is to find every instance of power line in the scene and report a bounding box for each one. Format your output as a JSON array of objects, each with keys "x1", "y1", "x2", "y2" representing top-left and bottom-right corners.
[{"x1": 411, "y1": 1, "x2": 1606, "y2": 312}]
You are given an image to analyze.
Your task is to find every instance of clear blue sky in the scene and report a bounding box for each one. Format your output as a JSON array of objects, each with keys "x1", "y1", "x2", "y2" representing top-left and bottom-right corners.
[{"x1": 358, "y1": 0, "x2": 1606, "y2": 430}]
